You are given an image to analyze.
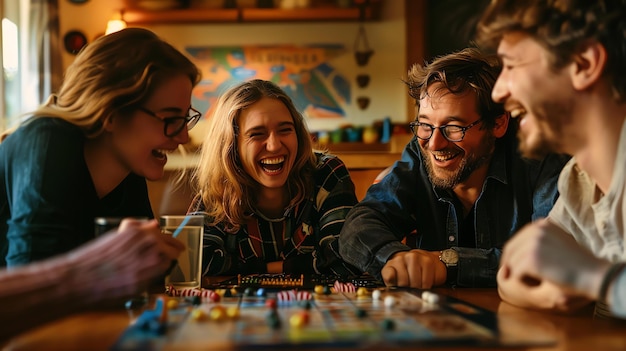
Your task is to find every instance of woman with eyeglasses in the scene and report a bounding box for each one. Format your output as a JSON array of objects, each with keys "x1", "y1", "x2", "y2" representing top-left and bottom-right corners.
[
  {"x1": 188, "y1": 79, "x2": 361, "y2": 277},
  {"x1": 0, "y1": 27, "x2": 201, "y2": 268}
]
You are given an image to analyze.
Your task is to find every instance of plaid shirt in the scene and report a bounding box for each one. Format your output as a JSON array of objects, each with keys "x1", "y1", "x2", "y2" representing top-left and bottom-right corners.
[{"x1": 190, "y1": 153, "x2": 361, "y2": 277}]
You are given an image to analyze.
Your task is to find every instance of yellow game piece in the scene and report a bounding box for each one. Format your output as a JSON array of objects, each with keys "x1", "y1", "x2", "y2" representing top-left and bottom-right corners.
[
  {"x1": 209, "y1": 305, "x2": 226, "y2": 321},
  {"x1": 166, "y1": 298, "x2": 179, "y2": 310},
  {"x1": 190, "y1": 308, "x2": 206, "y2": 321},
  {"x1": 356, "y1": 287, "x2": 369, "y2": 296},
  {"x1": 289, "y1": 313, "x2": 307, "y2": 328},
  {"x1": 226, "y1": 306, "x2": 240, "y2": 319},
  {"x1": 314, "y1": 285, "x2": 325, "y2": 295}
]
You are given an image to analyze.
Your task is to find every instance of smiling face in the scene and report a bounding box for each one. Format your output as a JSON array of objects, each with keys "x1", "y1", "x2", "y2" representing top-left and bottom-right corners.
[
  {"x1": 491, "y1": 32, "x2": 574, "y2": 158},
  {"x1": 105, "y1": 73, "x2": 193, "y2": 181},
  {"x1": 236, "y1": 97, "x2": 298, "y2": 192},
  {"x1": 418, "y1": 84, "x2": 498, "y2": 189}
]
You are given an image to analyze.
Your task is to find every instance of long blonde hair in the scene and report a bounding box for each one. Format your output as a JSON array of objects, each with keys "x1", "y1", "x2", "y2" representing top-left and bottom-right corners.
[
  {"x1": 194, "y1": 79, "x2": 317, "y2": 232},
  {"x1": 2, "y1": 27, "x2": 200, "y2": 140}
]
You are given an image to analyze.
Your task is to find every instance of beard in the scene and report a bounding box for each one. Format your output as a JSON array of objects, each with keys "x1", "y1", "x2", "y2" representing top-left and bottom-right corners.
[
  {"x1": 517, "y1": 100, "x2": 572, "y2": 159},
  {"x1": 422, "y1": 132, "x2": 496, "y2": 189}
]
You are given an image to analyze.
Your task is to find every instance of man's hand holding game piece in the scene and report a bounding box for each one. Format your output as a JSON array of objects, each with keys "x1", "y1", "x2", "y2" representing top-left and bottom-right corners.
[{"x1": 381, "y1": 249, "x2": 446, "y2": 288}]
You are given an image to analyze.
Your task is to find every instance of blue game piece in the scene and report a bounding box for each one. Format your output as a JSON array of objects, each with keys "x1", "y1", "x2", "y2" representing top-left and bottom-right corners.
[{"x1": 256, "y1": 288, "x2": 266, "y2": 297}]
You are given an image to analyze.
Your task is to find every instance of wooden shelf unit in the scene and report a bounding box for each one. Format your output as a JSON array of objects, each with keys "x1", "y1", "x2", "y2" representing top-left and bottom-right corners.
[{"x1": 123, "y1": 3, "x2": 381, "y2": 25}]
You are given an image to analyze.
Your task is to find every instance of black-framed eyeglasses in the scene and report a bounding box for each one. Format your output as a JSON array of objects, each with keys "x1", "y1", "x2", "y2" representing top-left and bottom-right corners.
[
  {"x1": 138, "y1": 106, "x2": 202, "y2": 137},
  {"x1": 409, "y1": 119, "x2": 482, "y2": 142}
]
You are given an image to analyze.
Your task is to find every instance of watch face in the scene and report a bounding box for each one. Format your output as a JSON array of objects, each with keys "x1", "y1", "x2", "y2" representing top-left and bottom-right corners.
[{"x1": 441, "y1": 249, "x2": 459, "y2": 265}]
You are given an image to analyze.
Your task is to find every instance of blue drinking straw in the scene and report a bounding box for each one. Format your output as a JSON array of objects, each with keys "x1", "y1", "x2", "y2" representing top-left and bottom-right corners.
[{"x1": 171, "y1": 215, "x2": 193, "y2": 238}]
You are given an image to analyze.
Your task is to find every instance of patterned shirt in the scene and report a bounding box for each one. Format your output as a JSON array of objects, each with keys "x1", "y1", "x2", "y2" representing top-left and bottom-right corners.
[{"x1": 189, "y1": 153, "x2": 361, "y2": 277}]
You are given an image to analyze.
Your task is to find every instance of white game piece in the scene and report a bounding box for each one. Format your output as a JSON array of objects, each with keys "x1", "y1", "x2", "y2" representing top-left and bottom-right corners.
[
  {"x1": 422, "y1": 291, "x2": 440, "y2": 304},
  {"x1": 383, "y1": 295, "x2": 396, "y2": 307},
  {"x1": 372, "y1": 289, "x2": 382, "y2": 300}
]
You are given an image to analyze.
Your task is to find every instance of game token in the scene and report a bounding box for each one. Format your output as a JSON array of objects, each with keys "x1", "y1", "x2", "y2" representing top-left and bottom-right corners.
[
  {"x1": 355, "y1": 308, "x2": 368, "y2": 318},
  {"x1": 265, "y1": 298, "x2": 277, "y2": 309},
  {"x1": 244, "y1": 288, "x2": 254, "y2": 296},
  {"x1": 190, "y1": 308, "x2": 206, "y2": 321},
  {"x1": 266, "y1": 312, "x2": 281, "y2": 329},
  {"x1": 189, "y1": 295, "x2": 202, "y2": 306},
  {"x1": 381, "y1": 318, "x2": 395, "y2": 331},
  {"x1": 209, "y1": 305, "x2": 227, "y2": 321},
  {"x1": 372, "y1": 289, "x2": 382, "y2": 300},
  {"x1": 256, "y1": 288, "x2": 266, "y2": 297},
  {"x1": 323, "y1": 286, "x2": 332, "y2": 295},
  {"x1": 300, "y1": 300, "x2": 312, "y2": 310},
  {"x1": 421, "y1": 291, "x2": 440, "y2": 304},
  {"x1": 226, "y1": 306, "x2": 240, "y2": 319},
  {"x1": 208, "y1": 292, "x2": 221, "y2": 303},
  {"x1": 289, "y1": 313, "x2": 309, "y2": 328},
  {"x1": 314, "y1": 285, "x2": 325, "y2": 295},
  {"x1": 222, "y1": 288, "x2": 232, "y2": 297},
  {"x1": 383, "y1": 295, "x2": 396, "y2": 307},
  {"x1": 166, "y1": 298, "x2": 179, "y2": 310}
]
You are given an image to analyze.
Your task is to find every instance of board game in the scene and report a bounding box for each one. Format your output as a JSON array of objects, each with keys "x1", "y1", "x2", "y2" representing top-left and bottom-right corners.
[{"x1": 111, "y1": 274, "x2": 555, "y2": 350}]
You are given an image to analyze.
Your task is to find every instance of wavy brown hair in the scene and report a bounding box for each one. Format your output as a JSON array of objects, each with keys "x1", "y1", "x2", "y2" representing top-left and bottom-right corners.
[
  {"x1": 6, "y1": 27, "x2": 200, "y2": 140},
  {"x1": 405, "y1": 47, "x2": 504, "y2": 129},
  {"x1": 476, "y1": 0, "x2": 626, "y2": 102},
  {"x1": 193, "y1": 79, "x2": 317, "y2": 233}
]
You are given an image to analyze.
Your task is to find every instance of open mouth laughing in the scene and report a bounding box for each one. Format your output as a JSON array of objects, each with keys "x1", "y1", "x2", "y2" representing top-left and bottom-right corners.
[
  {"x1": 432, "y1": 150, "x2": 459, "y2": 163},
  {"x1": 260, "y1": 156, "x2": 285, "y2": 174},
  {"x1": 152, "y1": 148, "x2": 174, "y2": 161},
  {"x1": 510, "y1": 108, "x2": 527, "y2": 119}
]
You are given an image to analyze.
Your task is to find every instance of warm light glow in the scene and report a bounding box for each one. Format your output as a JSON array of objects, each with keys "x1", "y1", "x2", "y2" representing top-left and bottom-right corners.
[
  {"x1": 2, "y1": 18, "x2": 18, "y2": 76},
  {"x1": 105, "y1": 10, "x2": 126, "y2": 35}
]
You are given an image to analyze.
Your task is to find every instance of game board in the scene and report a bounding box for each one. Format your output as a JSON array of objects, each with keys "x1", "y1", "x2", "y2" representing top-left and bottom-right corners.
[{"x1": 111, "y1": 274, "x2": 555, "y2": 350}]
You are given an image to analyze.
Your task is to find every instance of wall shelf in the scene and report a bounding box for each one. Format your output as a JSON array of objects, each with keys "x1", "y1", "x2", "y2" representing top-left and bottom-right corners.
[{"x1": 124, "y1": 4, "x2": 381, "y2": 25}]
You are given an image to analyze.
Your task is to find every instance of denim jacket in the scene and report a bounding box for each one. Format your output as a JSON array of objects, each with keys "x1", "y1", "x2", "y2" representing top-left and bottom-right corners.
[{"x1": 338, "y1": 133, "x2": 569, "y2": 287}]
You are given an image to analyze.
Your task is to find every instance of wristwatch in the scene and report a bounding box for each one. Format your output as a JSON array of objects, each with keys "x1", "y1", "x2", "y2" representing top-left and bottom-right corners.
[
  {"x1": 439, "y1": 248, "x2": 459, "y2": 286},
  {"x1": 439, "y1": 248, "x2": 458, "y2": 267}
]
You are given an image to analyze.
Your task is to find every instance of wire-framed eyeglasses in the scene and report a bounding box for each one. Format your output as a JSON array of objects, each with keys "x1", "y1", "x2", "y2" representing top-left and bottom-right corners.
[
  {"x1": 139, "y1": 106, "x2": 202, "y2": 137},
  {"x1": 409, "y1": 119, "x2": 482, "y2": 142}
]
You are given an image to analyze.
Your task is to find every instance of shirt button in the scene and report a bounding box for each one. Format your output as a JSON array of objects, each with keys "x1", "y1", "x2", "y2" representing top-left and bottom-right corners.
[{"x1": 448, "y1": 235, "x2": 455, "y2": 242}]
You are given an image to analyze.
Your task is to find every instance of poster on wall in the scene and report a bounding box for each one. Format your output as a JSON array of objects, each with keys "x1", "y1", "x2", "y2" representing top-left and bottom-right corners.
[{"x1": 185, "y1": 45, "x2": 350, "y2": 119}]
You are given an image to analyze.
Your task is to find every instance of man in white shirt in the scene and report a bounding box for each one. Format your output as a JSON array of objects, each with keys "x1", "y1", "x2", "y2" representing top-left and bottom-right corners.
[{"x1": 476, "y1": 0, "x2": 626, "y2": 318}]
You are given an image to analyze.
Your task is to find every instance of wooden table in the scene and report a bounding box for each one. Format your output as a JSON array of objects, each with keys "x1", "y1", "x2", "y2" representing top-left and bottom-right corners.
[{"x1": 3, "y1": 288, "x2": 626, "y2": 351}]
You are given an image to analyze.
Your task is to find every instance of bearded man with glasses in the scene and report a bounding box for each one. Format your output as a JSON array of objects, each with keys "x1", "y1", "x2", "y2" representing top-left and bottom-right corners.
[{"x1": 339, "y1": 47, "x2": 570, "y2": 289}]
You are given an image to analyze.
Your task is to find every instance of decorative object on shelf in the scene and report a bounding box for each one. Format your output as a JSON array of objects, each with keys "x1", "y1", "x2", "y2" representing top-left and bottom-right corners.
[
  {"x1": 105, "y1": 10, "x2": 127, "y2": 35},
  {"x1": 356, "y1": 96, "x2": 370, "y2": 110},
  {"x1": 361, "y1": 125, "x2": 379, "y2": 144},
  {"x1": 354, "y1": 24, "x2": 374, "y2": 66},
  {"x1": 356, "y1": 74, "x2": 370, "y2": 88},
  {"x1": 63, "y1": 30, "x2": 88, "y2": 55}
]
